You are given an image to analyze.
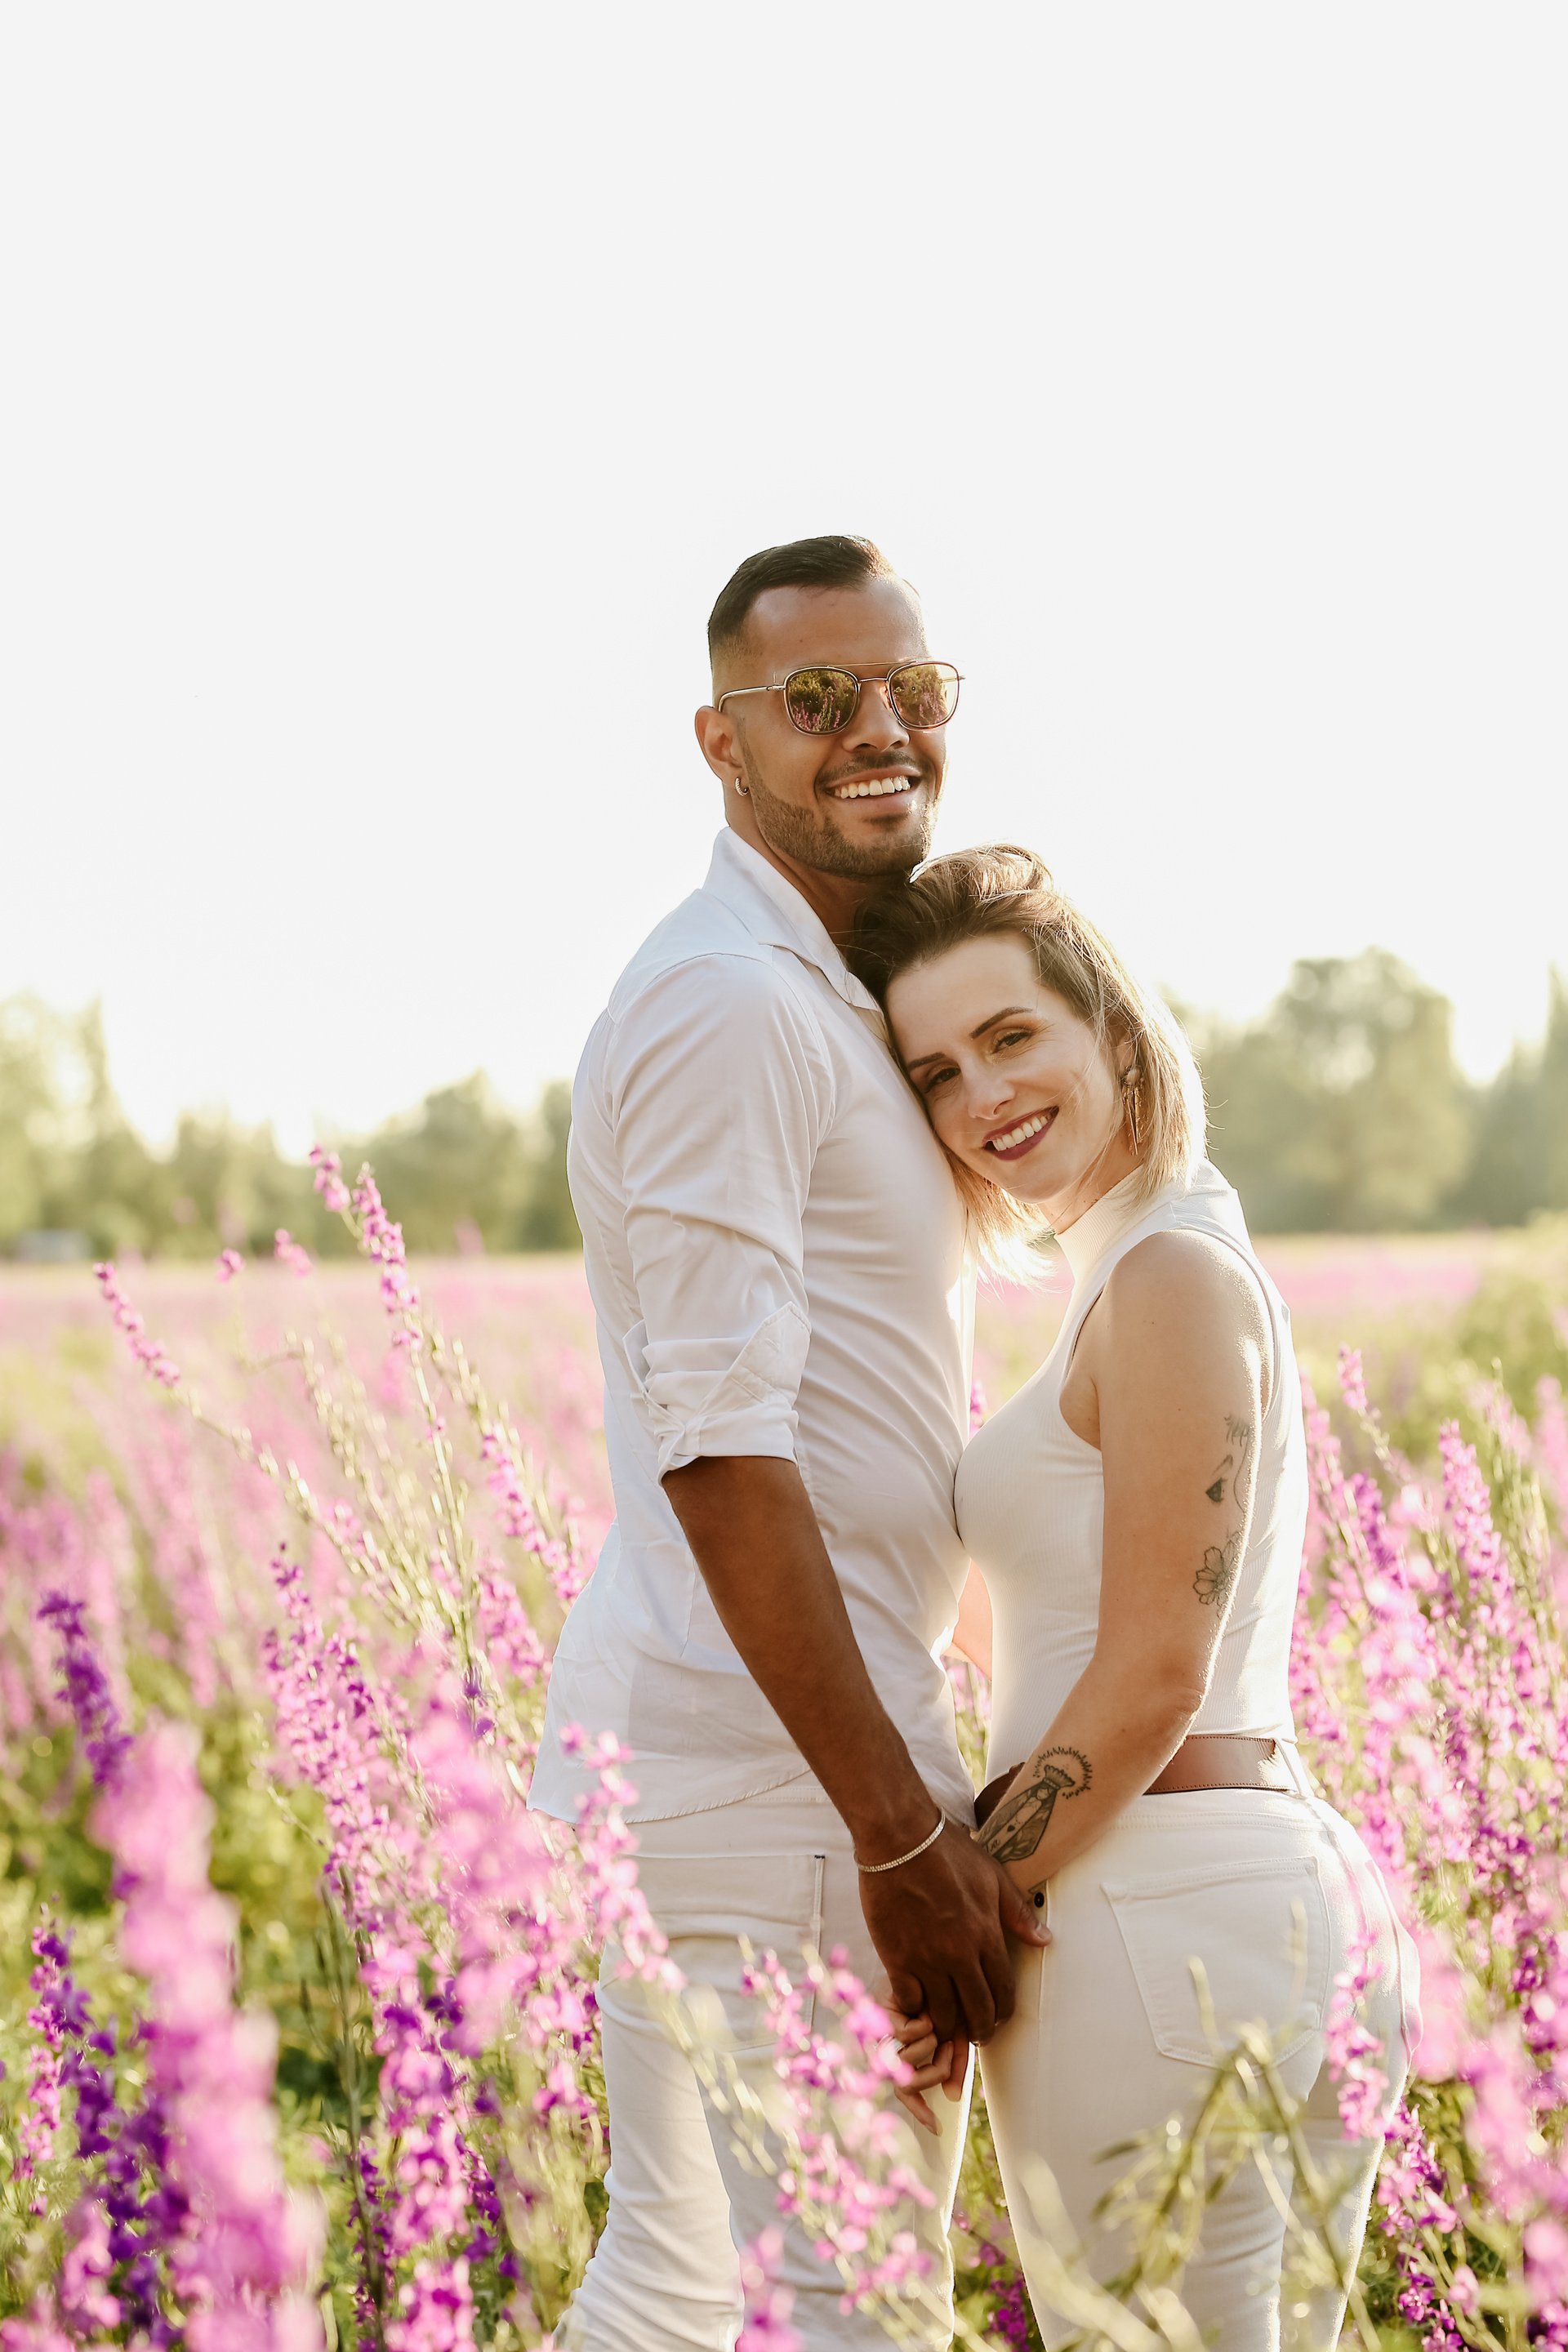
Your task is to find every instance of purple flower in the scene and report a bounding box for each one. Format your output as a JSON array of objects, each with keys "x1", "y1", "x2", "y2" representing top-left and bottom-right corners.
[{"x1": 38, "y1": 1592, "x2": 131, "y2": 1786}]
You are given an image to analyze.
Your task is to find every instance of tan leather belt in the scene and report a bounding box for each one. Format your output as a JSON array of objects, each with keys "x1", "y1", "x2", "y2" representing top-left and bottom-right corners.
[{"x1": 1146, "y1": 1734, "x2": 1295, "y2": 1795}]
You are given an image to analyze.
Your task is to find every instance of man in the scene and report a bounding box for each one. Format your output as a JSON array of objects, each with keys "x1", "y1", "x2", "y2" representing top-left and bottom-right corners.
[{"x1": 530, "y1": 535, "x2": 1045, "y2": 2350}]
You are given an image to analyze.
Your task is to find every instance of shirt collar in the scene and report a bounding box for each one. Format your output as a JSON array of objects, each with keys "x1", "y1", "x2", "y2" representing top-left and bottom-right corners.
[
  {"x1": 1054, "y1": 1156, "x2": 1235, "y2": 1283},
  {"x1": 701, "y1": 829, "x2": 882, "y2": 1014},
  {"x1": 1054, "y1": 1170, "x2": 1149, "y2": 1284}
]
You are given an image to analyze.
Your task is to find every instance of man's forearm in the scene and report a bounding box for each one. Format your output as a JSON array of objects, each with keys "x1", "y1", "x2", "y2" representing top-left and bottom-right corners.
[{"x1": 661, "y1": 1454, "x2": 941, "y2": 1855}]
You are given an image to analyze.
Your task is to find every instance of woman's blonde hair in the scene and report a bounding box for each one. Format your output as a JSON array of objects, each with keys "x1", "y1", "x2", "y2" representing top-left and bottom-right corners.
[{"x1": 849, "y1": 845, "x2": 1206, "y2": 1270}]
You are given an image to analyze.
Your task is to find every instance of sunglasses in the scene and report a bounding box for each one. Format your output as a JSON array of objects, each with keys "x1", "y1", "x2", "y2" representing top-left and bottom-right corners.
[{"x1": 715, "y1": 660, "x2": 962, "y2": 737}]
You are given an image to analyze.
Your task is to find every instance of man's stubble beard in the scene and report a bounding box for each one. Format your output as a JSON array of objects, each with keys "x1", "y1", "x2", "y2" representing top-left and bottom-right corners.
[{"x1": 739, "y1": 749, "x2": 940, "y2": 882}]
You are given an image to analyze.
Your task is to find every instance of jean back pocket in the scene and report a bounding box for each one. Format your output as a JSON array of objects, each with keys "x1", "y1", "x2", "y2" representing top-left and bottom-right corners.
[{"x1": 1103, "y1": 1851, "x2": 1331, "y2": 2069}]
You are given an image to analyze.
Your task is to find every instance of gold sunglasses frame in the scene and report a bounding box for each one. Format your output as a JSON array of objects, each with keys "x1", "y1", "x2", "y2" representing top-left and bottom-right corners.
[{"x1": 715, "y1": 661, "x2": 963, "y2": 736}]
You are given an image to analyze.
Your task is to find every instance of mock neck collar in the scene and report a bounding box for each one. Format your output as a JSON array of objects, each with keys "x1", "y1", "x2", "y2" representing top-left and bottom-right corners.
[
  {"x1": 701, "y1": 829, "x2": 881, "y2": 1013},
  {"x1": 1053, "y1": 1170, "x2": 1152, "y2": 1284}
]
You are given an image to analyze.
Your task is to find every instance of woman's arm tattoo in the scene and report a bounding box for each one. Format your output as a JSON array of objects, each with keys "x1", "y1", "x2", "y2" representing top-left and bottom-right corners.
[
  {"x1": 979, "y1": 1745, "x2": 1093, "y2": 1865},
  {"x1": 1195, "y1": 1414, "x2": 1254, "y2": 1608},
  {"x1": 1194, "y1": 1531, "x2": 1241, "y2": 1608}
]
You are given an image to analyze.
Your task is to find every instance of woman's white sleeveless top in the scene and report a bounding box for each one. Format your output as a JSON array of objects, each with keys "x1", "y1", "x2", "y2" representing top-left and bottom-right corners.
[{"x1": 957, "y1": 1160, "x2": 1307, "y2": 1775}]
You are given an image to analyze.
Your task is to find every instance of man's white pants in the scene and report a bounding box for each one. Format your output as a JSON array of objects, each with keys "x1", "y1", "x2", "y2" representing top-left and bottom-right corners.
[{"x1": 559, "y1": 1778, "x2": 970, "y2": 2352}]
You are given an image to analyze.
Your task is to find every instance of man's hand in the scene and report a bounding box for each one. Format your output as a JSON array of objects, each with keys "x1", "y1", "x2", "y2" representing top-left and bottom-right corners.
[
  {"x1": 859, "y1": 1820, "x2": 1049, "y2": 2047},
  {"x1": 974, "y1": 1762, "x2": 1024, "y2": 1829},
  {"x1": 658, "y1": 1457, "x2": 1045, "y2": 2042}
]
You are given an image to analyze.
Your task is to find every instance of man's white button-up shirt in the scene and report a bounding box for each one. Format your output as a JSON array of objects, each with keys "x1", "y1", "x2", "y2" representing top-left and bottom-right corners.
[{"x1": 528, "y1": 828, "x2": 975, "y2": 1824}]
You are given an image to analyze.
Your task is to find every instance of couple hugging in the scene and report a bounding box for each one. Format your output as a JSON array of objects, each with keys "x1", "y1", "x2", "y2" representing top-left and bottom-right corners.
[{"x1": 528, "y1": 535, "x2": 1420, "y2": 2351}]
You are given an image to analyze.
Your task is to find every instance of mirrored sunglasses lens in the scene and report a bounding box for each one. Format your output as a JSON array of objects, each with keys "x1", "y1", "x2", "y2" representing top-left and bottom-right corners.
[
  {"x1": 785, "y1": 668, "x2": 860, "y2": 733},
  {"x1": 889, "y1": 663, "x2": 960, "y2": 729}
]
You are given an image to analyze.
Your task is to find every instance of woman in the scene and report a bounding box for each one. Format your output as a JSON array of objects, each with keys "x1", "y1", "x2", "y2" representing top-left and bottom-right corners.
[{"x1": 851, "y1": 849, "x2": 1419, "y2": 2350}]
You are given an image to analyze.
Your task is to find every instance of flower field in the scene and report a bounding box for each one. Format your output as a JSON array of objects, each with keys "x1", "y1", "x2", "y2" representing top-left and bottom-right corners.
[{"x1": 3, "y1": 1188, "x2": 1568, "y2": 2350}]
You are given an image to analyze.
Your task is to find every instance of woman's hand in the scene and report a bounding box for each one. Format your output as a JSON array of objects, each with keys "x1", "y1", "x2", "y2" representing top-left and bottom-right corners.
[{"x1": 885, "y1": 2007, "x2": 961, "y2": 2136}]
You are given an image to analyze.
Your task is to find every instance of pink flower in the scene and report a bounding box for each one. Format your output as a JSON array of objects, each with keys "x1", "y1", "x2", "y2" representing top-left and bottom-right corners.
[
  {"x1": 1527, "y1": 2218, "x2": 1568, "y2": 2305},
  {"x1": 92, "y1": 1717, "x2": 323, "y2": 2348},
  {"x1": 1448, "y1": 2264, "x2": 1481, "y2": 2314},
  {"x1": 94, "y1": 1261, "x2": 180, "y2": 1387},
  {"x1": 59, "y1": 2198, "x2": 119, "y2": 2335},
  {"x1": 274, "y1": 1230, "x2": 313, "y2": 1276},
  {"x1": 0, "y1": 2305, "x2": 74, "y2": 2352},
  {"x1": 738, "y1": 2230, "x2": 801, "y2": 2351},
  {"x1": 216, "y1": 1250, "x2": 244, "y2": 1283},
  {"x1": 1325, "y1": 1928, "x2": 1390, "y2": 2141},
  {"x1": 479, "y1": 1423, "x2": 587, "y2": 1608},
  {"x1": 732, "y1": 1947, "x2": 936, "y2": 2306},
  {"x1": 387, "y1": 2256, "x2": 474, "y2": 2352},
  {"x1": 1410, "y1": 1922, "x2": 1469, "y2": 2082},
  {"x1": 1462, "y1": 2027, "x2": 1550, "y2": 2221},
  {"x1": 351, "y1": 1166, "x2": 421, "y2": 1336},
  {"x1": 308, "y1": 1146, "x2": 351, "y2": 1213}
]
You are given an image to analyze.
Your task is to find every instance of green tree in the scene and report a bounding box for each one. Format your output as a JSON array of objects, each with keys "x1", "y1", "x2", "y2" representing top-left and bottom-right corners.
[
  {"x1": 1196, "y1": 949, "x2": 1471, "y2": 1231},
  {"x1": 363, "y1": 1073, "x2": 535, "y2": 1254},
  {"x1": 1548, "y1": 972, "x2": 1568, "y2": 1211},
  {"x1": 0, "y1": 997, "x2": 165, "y2": 1255},
  {"x1": 517, "y1": 1081, "x2": 579, "y2": 1251},
  {"x1": 0, "y1": 996, "x2": 59, "y2": 1247},
  {"x1": 0, "y1": 994, "x2": 581, "y2": 1260},
  {"x1": 1452, "y1": 970, "x2": 1568, "y2": 1224}
]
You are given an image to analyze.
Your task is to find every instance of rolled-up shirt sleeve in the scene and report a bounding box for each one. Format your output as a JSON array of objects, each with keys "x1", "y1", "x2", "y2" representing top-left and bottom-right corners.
[{"x1": 607, "y1": 952, "x2": 833, "y2": 1477}]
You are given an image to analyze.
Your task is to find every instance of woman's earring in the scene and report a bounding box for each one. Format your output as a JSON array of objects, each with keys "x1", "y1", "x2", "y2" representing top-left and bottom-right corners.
[
  {"x1": 735, "y1": 773, "x2": 749, "y2": 797},
  {"x1": 1122, "y1": 1065, "x2": 1143, "y2": 1152}
]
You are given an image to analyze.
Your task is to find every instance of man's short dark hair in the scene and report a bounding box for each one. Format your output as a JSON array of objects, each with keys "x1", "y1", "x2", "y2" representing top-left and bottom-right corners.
[{"x1": 707, "y1": 536, "x2": 904, "y2": 675}]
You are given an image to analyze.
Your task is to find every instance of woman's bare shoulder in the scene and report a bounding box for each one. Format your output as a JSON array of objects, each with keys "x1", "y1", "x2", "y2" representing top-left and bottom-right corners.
[{"x1": 1098, "y1": 1227, "x2": 1268, "y2": 1344}]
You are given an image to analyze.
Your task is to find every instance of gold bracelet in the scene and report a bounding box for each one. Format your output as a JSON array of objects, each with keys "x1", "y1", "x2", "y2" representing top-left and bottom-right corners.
[{"x1": 855, "y1": 1812, "x2": 946, "y2": 1874}]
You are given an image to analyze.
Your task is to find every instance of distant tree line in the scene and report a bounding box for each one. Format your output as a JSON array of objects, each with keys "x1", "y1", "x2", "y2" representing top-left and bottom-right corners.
[
  {"x1": 0, "y1": 996, "x2": 578, "y2": 1260},
  {"x1": 2, "y1": 951, "x2": 1565, "y2": 1256},
  {"x1": 1186, "y1": 949, "x2": 1568, "y2": 1232}
]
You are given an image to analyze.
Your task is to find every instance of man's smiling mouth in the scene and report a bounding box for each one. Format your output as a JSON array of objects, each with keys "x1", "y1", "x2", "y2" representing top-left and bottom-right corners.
[
  {"x1": 826, "y1": 773, "x2": 921, "y2": 800},
  {"x1": 983, "y1": 1109, "x2": 1056, "y2": 1160}
]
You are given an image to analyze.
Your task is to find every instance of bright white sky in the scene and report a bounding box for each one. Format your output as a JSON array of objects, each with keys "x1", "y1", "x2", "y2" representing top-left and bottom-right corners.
[{"x1": 2, "y1": 5, "x2": 1564, "y2": 1155}]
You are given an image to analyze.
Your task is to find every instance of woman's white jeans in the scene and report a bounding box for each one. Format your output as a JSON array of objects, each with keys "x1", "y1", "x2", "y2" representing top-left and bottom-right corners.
[
  {"x1": 982, "y1": 1784, "x2": 1421, "y2": 2351},
  {"x1": 558, "y1": 1779, "x2": 970, "y2": 2352}
]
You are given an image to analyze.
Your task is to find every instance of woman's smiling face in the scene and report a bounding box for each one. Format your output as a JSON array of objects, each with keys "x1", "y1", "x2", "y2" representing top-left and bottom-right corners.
[{"x1": 885, "y1": 931, "x2": 1138, "y2": 1225}]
